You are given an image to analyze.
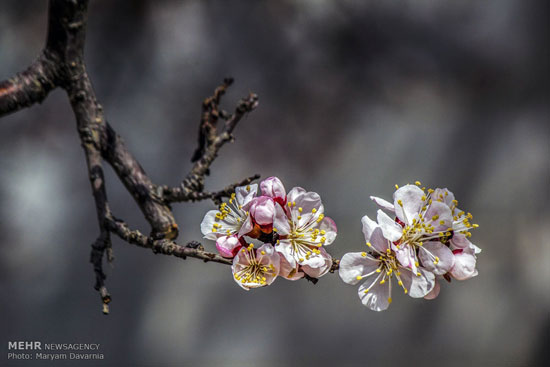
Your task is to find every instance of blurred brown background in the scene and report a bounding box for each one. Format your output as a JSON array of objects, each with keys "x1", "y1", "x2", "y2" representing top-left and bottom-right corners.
[{"x1": 1, "y1": 0, "x2": 549, "y2": 366}]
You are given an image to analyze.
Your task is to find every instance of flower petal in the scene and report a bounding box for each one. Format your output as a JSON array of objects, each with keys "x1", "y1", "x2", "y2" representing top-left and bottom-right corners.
[
  {"x1": 235, "y1": 183, "x2": 258, "y2": 207},
  {"x1": 425, "y1": 201, "x2": 453, "y2": 232},
  {"x1": 418, "y1": 241, "x2": 455, "y2": 275},
  {"x1": 302, "y1": 247, "x2": 332, "y2": 278},
  {"x1": 319, "y1": 216, "x2": 337, "y2": 245},
  {"x1": 216, "y1": 235, "x2": 242, "y2": 258},
  {"x1": 361, "y1": 215, "x2": 378, "y2": 242},
  {"x1": 358, "y1": 273, "x2": 391, "y2": 311},
  {"x1": 370, "y1": 226, "x2": 391, "y2": 253},
  {"x1": 424, "y1": 278, "x2": 440, "y2": 300},
  {"x1": 278, "y1": 255, "x2": 304, "y2": 280},
  {"x1": 248, "y1": 196, "x2": 276, "y2": 225},
  {"x1": 260, "y1": 177, "x2": 286, "y2": 202},
  {"x1": 200, "y1": 210, "x2": 220, "y2": 240},
  {"x1": 394, "y1": 184, "x2": 425, "y2": 224},
  {"x1": 370, "y1": 195, "x2": 395, "y2": 212},
  {"x1": 450, "y1": 251, "x2": 478, "y2": 280},
  {"x1": 237, "y1": 215, "x2": 254, "y2": 237},
  {"x1": 399, "y1": 267, "x2": 435, "y2": 298},
  {"x1": 274, "y1": 240, "x2": 297, "y2": 268},
  {"x1": 273, "y1": 204, "x2": 291, "y2": 235},
  {"x1": 377, "y1": 209, "x2": 403, "y2": 242},
  {"x1": 339, "y1": 252, "x2": 380, "y2": 285}
]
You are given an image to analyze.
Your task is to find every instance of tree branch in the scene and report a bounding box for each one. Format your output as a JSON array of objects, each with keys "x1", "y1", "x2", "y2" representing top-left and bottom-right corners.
[{"x1": 0, "y1": 0, "x2": 338, "y2": 314}]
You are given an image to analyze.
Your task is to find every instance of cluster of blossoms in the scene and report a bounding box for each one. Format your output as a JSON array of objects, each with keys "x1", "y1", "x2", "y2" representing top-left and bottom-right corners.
[
  {"x1": 339, "y1": 182, "x2": 481, "y2": 311},
  {"x1": 201, "y1": 177, "x2": 337, "y2": 290}
]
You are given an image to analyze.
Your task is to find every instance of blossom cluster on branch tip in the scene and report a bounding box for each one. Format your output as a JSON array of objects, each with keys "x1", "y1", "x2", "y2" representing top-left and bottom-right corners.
[
  {"x1": 339, "y1": 182, "x2": 481, "y2": 311},
  {"x1": 201, "y1": 177, "x2": 337, "y2": 289}
]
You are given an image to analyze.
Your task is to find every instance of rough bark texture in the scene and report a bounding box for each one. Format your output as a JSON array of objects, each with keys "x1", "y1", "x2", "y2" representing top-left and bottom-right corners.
[{"x1": 0, "y1": 0, "x2": 337, "y2": 314}]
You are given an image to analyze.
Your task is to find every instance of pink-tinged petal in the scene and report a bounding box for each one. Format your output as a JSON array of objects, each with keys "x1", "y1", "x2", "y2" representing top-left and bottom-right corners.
[
  {"x1": 289, "y1": 189, "x2": 324, "y2": 227},
  {"x1": 278, "y1": 255, "x2": 304, "y2": 280},
  {"x1": 450, "y1": 233, "x2": 471, "y2": 249},
  {"x1": 319, "y1": 216, "x2": 337, "y2": 245},
  {"x1": 273, "y1": 204, "x2": 291, "y2": 235},
  {"x1": 432, "y1": 188, "x2": 455, "y2": 208},
  {"x1": 425, "y1": 201, "x2": 453, "y2": 232},
  {"x1": 377, "y1": 209, "x2": 403, "y2": 242},
  {"x1": 370, "y1": 196, "x2": 395, "y2": 212},
  {"x1": 361, "y1": 215, "x2": 378, "y2": 242},
  {"x1": 237, "y1": 215, "x2": 254, "y2": 237},
  {"x1": 470, "y1": 242, "x2": 482, "y2": 254},
  {"x1": 248, "y1": 196, "x2": 276, "y2": 225},
  {"x1": 231, "y1": 250, "x2": 251, "y2": 290},
  {"x1": 260, "y1": 177, "x2": 286, "y2": 202},
  {"x1": 394, "y1": 184, "x2": 425, "y2": 223},
  {"x1": 339, "y1": 252, "x2": 380, "y2": 285},
  {"x1": 216, "y1": 235, "x2": 242, "y2": 258},
  {"x1": 450, "y1": 251, "x2": 478, "y2": 280},
  {"x1": 302, "y1": 248, "x2": 332, "y2": 278},
  {"x1": 369, "y1": 226, "x2": 391, "y2": 253},
  {"x1": 274, "y1": 240, "x2": 297, "y2": 268},
  {"x1": 200, "y1": 210, "x2": 220, "y2": 240},
  {"x1": 257, "y1": 243, "x2": 281, "y2": 286},
  {"x1": 235, "y1": 183, "x2": 258, "y2": 207},
  {"x1": 424, "y1": 278, "x2": 440, "y2": 300},
  {"x1": 286, "y1": 187, "x2": 307, "y2": 205},
  {"x1": 358, "y1": 273, "x2": 391, "y2": 311},
  {"x1": 399, "y1": 267, "x2": 435, "y2": 298},
  {"x1": 418, "y1": 241, "x2": 455, "y2": 275}
]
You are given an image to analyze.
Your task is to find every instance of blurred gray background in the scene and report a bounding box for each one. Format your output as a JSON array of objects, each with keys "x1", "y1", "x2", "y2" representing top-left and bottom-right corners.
[{"x1": 1, "y1": 0, "x2": 549, "y2": 366}]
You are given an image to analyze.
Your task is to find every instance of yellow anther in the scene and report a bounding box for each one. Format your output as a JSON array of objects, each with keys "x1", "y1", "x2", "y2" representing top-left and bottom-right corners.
[
  {"x1": 212, "y1": 228, "x2": 217, "y2": 233},
  {"x1": 364, "y1": 289, "x2": 370, "y2": 294},
  {"x1": 298, "y1": 207, "x2": 303, "y2": 213},
  {"x1": 415, "y1": 261, "x2": 419, "y2": 267},
  {"x1": 288, "y1": 202, "x2": 292, "y2": 207},
  {"x1": 276, "y1": 240, "x2": 280, "y2": 244},
  {"x1": 299, "y1": 258, "x2": 304, "y2": 262},
  {"x1": 273, "y1": 227, "x2": 277, "y2": 232},
  {"x1": 361, "y1": 252, "x2": 367, "y2": 257},
  {"x1": 312, "y1": 208, "x2": 317, "y2": 213},
  {"x1": 297, "y1": 215, "x2": 302, "y2": 220},
  {"x1": 246, "y1": 185, "x2": 250, "y2": 191},
  {"x1": 395, "y1": 184, "x2": 399, "y2": 189},
  {"x1": 320, "y1": 230, "x2": 326, "y2": 235},
  {"x1": 261, "y1": 250, "x2": 266, "y2": 255},
  {"x1": 421, "y1": 195, "x2": 426, "y2": 201},
  {"x1": 416, "y1": 272, "x2": 421, "y2": 276},
  {"x1": 432, "y1": 215, "x2": 439, "y2": 221},
  {"x1": 415, "y1": 181, "x2": 421, "y2": 186},
  {"x1": 473, "y1": 224, "x2": 479, "y2": 228},
  {"x1": 404, "y1": 289, "x2": 408, "y2": 294},
  {"x1": 439, "y1": 220, "x2": 445, "y2": 225},
  {"x1": 388, "y1": 297, "x2": 392, "y2": 304},
  {"x1": 292, "y1": 201, "x2": 296, "y2": 207},
  {"x1": 380, "y1": 279, "x2": 386, "y2": 285},
  {"x1": 398, "y1": 280, "x2": 403, "y2": 286},
  {"x1": 397, "y1": 199, "x2": 403, "y2": 206},
  {"x1": 356, "y1": 275, "x2": 363, "y2": 281},
  {"x1": 376, "y1": 269, "x2": 381, "y2": 273}
]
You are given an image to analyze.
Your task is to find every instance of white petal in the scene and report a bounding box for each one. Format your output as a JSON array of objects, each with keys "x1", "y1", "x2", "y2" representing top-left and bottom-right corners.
[
  {"x1": 399, "y1": 267, "x2": 435, "y2": 298},
  {"x1": 418, "y1": 241, "x2": 455, "y2": 275},
  {"x1": 394, "y1": 184, "x2": 425, "y2": 223},
  {"x1": 200, "y1": 210, "x2": 222, "y2": 240},
  {"x1": 278, "y1": 255, "x2": 304, "y2": 280},
  {"x1": 235, "y1": 183, "x2": 258, "y2": 206},
  {"x1": 370, "y1": 195, "x2": 395, "y2": 212},
  {"x1": 274, "y1": 240, "x2": 297, "y2": 268},
  {"x1": 377, "y1": 209, "x2": 403, "y2": 242},
  {"x1": 319, "y1": 216, "x2": 337, "y2": 245},
  {"x1": 339, "y1": 252, "x2": 380, "y2": 285},
  {"x1": 370, "y1": 226, "x2": 391, "y2": 253},
  {"x1": 425, "y1": 201, "x2": 453, "y2": 232},
  {"x1": 358, "y1": 273, "x2": 391, "y2": 311},
  {"x1": 273, "y1": 204, "x2": 291, "y2": 235},
  {"x1": 424, "y1": 278, "x2": 440, "y2": 300},
  {"x1": 361, "y1": 215, "x2": 378, "y2": 241},
  {"x1": 450, "y1": 251, "x2": 478, "y2": 280},
  {"x1": 302, "y1": 248, "x2": 332, "y2": 278}
]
